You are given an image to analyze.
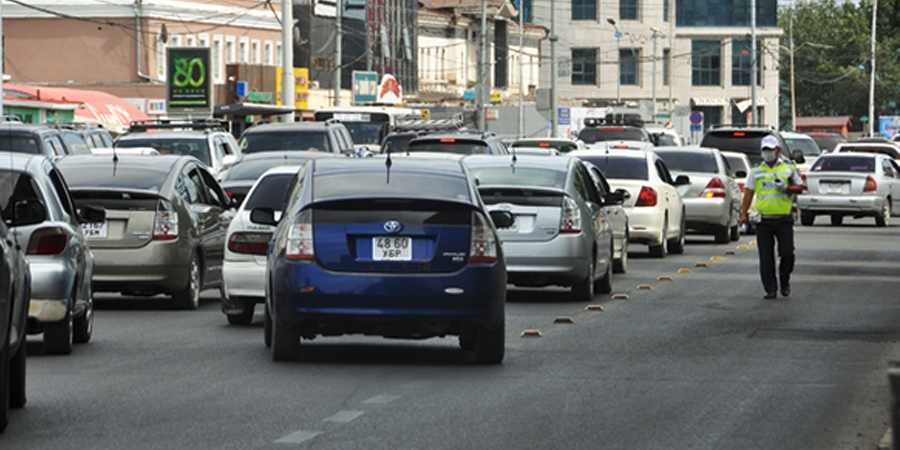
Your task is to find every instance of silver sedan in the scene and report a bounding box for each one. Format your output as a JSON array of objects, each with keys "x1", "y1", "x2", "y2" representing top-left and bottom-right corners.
[{"x1": 797, "y1": 152, "x2": 900, "y2": 226}]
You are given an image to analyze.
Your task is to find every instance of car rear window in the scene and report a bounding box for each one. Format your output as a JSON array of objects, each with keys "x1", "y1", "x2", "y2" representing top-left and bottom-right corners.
[
  {"x1": 244, "y1": 174, "x2": 295, "y2": 211},
  {"x1": 573, "y1": 155, "x2": 649, "y2": 180},
  {"x1": 116, "y1": 137, "x2": 211, "y2": 166},
  {"x1": 468, "y1": 167, "x2": 567, "y2": 189},
  {"x1": 511, "y1": 140, "x2": 578, "y2": 153},
  {"x1": 0, "y1": 135, "x2": 42, "y2": 154},
  {"x1": 406, "y1": 140, "x2": 489, "y2": 155},
  {"x1": 784, "y1": 138, "x2": 821, "y2": 157},
  {"x1": 655, "y1": 151, "x2": 718, "y2": 173},
  {"x1": 60, "y1": 164, "x2": 171, "y2": 192},
  {"x1": 810, "y1": 156, "x2": 875, "y2": 173},
  {"x1": 69, "y1": 190, "x2": 159, "y2": 211},
  {"x1": 314, "y1": 199, "x2": 471, "y2": 225},
  {"x1": 313, "y1": 171, "x2": 472, "y2": 203},
  {"x1": 577, "y1": 127, "x2": 647, "y2": 144},
  {"x1": 835, "y1": 145, "x2": 899, "y2": 158},
  {"x1": 239, "y1": 131, "x2": 331, "y2": 153},
  {"x1": 478, "y1": 187, "x2": 565, "y2": 207},
  {"x1": 723, "y1": 154, "x2": 750, "y2": 174}
]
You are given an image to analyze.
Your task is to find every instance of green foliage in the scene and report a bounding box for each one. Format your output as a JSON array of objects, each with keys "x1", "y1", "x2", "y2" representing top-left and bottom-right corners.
[{"x1": 778, "y1": 0, "x2": 900, "y2": 131}]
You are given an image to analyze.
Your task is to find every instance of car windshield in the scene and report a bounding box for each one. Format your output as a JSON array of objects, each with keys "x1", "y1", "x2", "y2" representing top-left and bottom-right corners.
[
  {"x1": 240, "y1": 131, "x2": 332, "y2": 154},
  {"x1": 655, "y1": 151, "x2": 718, "y2": 173},
  {"x1": 381, "y1": 133, "x2": 418, "y2": 154},
  {"x1": 468, "y1": 167, "x2": 567, "y2": 188},
  {"x1": 575, "y1": 155, "x2": 649, "y2": 180},
  {"x1": 810, "y1": 156, "x2": 875, "y2": 173},
  {"x1": 244, "y1": 173, "x2": 295, "y2": 211},
  {"x1": 63, "y1": 131, "x2": 92, "y2": 155},
  {"x1": 116, "y1": 137, "x2": 210, "y2": 166},
  {"x1": 784, "y1": 138, "x2": 821, "y2": 156},
  {"x1": 341, "y1": 122, "x2": 387, "y2": 147},
  {"x1": 577, "y1": 127, "x2": 647, "y2": 144},
  {"x1": 511, "y1": 140, "x2": 579, "y2": 154},
  {"x1": 0, "y1": 135, "x2": 42, "y2": 154},
  {"x1": 406, "y1": 141, "x2": 490, "y2": 155}
]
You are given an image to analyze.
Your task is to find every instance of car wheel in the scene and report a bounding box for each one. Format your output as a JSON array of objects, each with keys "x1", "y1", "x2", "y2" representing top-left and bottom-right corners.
[
  {"x1": 263, "y1": 303, "x2": 273, "y2": 348},
  {"x1": 227, "y1": 304, "x2": 255, "y2": 325},
  {"x1": 830, "y1": 214, "x2": 843, "y2": 226},
  {"x1": 714, "y1": 224, "x2": 730, "y2": 243},
  {"x1": 73, "y1": 290, "x2": 93, "y2": 344},
  {"x1": 572, "y1": 259, "x2": 594, "y2": 300},
  {"x1": 9, "y1": 339, "x2": 26, "y2": 409},
  {"x1": 876, "y1": 200, "x2": 890, "y2": 227},
  {"x1": 613, "y1": 237, "x2": 628, "y2": 274},
  {"x1": 649, "y1": 219, "x2": 667, "y2": 258},
  {"x1": 729, "y1": 222, "x2": 740, "y2": 241},
  {"x1": 173, "y1": 253, "x2": 202, "y2": 310},
  {"x1": 472, "y1": 316, "x2": 505, "y2": 364},
  {"x1": 0, "y1": 342, "x2": 9, "y2": 432},
  {"x1": 667, "y1": 216, "x2": 686, "y2": 255},
  {"x1": 800, "y1": 211, "x2": 815, "y2": 226},
  {"x1": 44, "y1": 311, "x2": 74, "y2": 355},
  {"x1": 271, "y1": 316, "x2": 301, "y2": 361},
  {"x1": 594, "y1": 246, "x2": 613, "y2": 294}
]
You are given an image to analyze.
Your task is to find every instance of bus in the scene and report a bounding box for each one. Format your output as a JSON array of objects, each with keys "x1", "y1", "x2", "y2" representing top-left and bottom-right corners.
[{"x1": 313, "y1": 106, "x2": 425, "y2": 148}]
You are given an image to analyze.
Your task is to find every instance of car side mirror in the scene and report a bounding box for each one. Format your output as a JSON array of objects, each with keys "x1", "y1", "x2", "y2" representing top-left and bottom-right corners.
[
  {"x1": 791, "y1": 150, "x2": 806, "y2": 164},
  {"x1": 488, "y1": 210, "x2": 514, "y2": 229},
  {"x1": 10, "y1": 198, "x2": 47, "y2": 226},
  {"x1": 79, "y1": 204, "x2": 106, "y2": 223},
  {"x1": 674, "y1": 174, "x2": 691, "y2": 186},
  {"x1": 250, "y1": 207, "x2": 278, "y2": 226},
  {"x1": 221, "y1": 154, "x2": 237, "y2": 169},
  {"x1": 607, "y1": 190, "x2": 628, "y2": 205}
]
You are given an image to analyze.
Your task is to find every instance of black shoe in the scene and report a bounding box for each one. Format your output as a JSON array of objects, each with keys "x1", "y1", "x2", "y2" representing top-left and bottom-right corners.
[
  {"x1": 781, "y1": 285, "x2": 790, "y2": 297},
  {"x1": 764, "y1": 291, "x2": 777, "y2": 299}
]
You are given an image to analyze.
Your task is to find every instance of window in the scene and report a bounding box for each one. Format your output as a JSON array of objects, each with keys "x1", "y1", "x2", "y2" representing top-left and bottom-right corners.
[
  {"x1": 692, "y1": 40, "x2": 721, "y2": 86},
  {"x1": 251, "y1": 39, "x2": 261, "y2": 64},
  {"x1": 664, "y1": 0, "x2": 669, "y2": 21},
  {"x1": 264, "y1": 41, "x2": 274, "y2": 65},
  {"x1": 157, "y1": 35, "x2": 167, "y2": 79},
  {"x1": 198, "y1": 34, "x2": 209, "y2": 48},
  {"x1": 620, "y1": 49, "x2": 639, "y2": 85},
  {"x1": 620, "y1": 0, "x2": 638, "y2": 20},
  {"x1": 239, "y1": 37, "x2": 249, "y2": 64},
  {"x1": 678, "y1": 0, "x2": 777, "y2": 27},
  {"x1": 226, "y1": 36, "x2": 236, "y2": 64},
  {"x1": 571, "y1": 49, "x2": 597, "y2": 86},
  {"x1": 732, "y1": 40, "x2": 760, "y2": 86},
  {"x1": 185, "y1": 35, "x2": 195, "y2": 47},
  {"x1": 276, "y1": 42, "x2": 283, "y2": 66},
  {"x1": 170, "y1": 35, "x2": 182, "y2": 47},
  {"x1": 663, "y1": 49, "x2": 670, "y2": 86},
  {"x1": 212, "y1": 36, "x2": 224, "y2": 83},
  {"x1": 571, "y1": 0, "x2": 595, "y2": 20}
]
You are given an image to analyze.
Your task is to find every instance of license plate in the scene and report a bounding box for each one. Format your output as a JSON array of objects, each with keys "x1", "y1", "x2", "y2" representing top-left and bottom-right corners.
[
  {"x1": 826, "y1": 182, "x2": 844, "y2": 194},
  {"x1": 81, "y1": 221, "x2": 108, "y2": 238},
  {"x1": 373, "y1": 236, "x2": 411, "y2": 261}
]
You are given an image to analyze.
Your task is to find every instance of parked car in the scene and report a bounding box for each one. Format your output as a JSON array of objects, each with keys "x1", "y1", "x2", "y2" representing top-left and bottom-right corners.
[
  {"x1": 806, "y1": 131, "x2": 847, "y2": 153},
  {"x1": 571, "y1": 149, "x2": 687, "y2": 257},
  {"x1": 576, "y1": 114, "x2": 653, "y2": 150},
  {"x1": 0, "y1": 153, "x2": 105, "y2": 354},
  {"x1": 0, "y1": 214, "x2": 30, "y2": 432},
  {"x1": 576, "y1": 160, "x2": 630, "y2": 273},
  {"x1": 57, "y1": 154, "x2": 236, "y2": 309},
  {"x1": 654, "y1": 146, "x2": 742, "y2": 242},
  {"x1": 831, "y1": 142, "x2": 900, "y2": 160},
  {"x1": 509, "y1": 138, "x2": 585, "y2": 155},
  {"x1": 238, "y1": 120, "x2": 356, "y2": 157},
  {"x1": 404, "y1": 131, "x2": 509, "y2": 155},
  {"x1": 222, "y1": 165, "x2": 301, "y2": 325},
  {"x1": 218, "y1": 152, "x2": 340, "y2": 206},
  {"x1": 251, "y1": 157, "x2": 509, "y2": 363},
  {"x1": 465, "y1": 154, "x2": 615, "y2": 299},
  {"x1": 0, "y1": 123, "x2": 78, "y2": 159},
  {"x1": 646, "y1": 125, "x2": 684, "y2": 146},
  {"x1": 114, "y1": 119, "x2": 241, "y2": 178},
  {"x1": 796, "y1": 152, "x2": 900, "y2": 226}
]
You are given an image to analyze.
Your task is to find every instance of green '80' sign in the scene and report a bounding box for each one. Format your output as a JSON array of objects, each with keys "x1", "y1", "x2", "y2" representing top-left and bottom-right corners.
[{"x1": 167, "y1": 47, "x2": 212, "y2": 113}]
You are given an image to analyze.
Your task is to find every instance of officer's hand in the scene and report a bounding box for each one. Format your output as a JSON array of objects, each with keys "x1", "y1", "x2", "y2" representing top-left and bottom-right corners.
[{"x1": 772, "y1": 179, "x2": 788, "y2": 191}]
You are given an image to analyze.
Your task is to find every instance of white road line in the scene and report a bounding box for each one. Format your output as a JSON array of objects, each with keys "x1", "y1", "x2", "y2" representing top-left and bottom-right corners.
[
  {"x1": 363, "y1": 394, "x2": 400, "y2": 404},
  {"x1": 274, "y1": 430, "x2": 323, "y2": 444},
  {"x1": 324, "y1": 410, "x2": 365, "y2": 423}
]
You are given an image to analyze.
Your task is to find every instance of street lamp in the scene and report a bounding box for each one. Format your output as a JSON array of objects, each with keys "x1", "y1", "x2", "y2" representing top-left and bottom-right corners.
[
  {"x1": 607, "y1": 18, "x2": 621, "y2": 104},
  {"x1": 650, "y1": 26, "x2": 663, "y2": 121}
]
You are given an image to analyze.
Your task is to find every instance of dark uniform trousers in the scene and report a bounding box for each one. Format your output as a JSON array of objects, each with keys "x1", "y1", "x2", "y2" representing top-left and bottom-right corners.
[{"x1": 755, "y1": 215, "x2": 795, "y2": 294}]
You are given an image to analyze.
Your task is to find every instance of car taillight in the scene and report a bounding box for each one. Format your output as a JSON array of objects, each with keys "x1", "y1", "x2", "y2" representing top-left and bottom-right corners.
[
  {"x1": 469, "y1": 212, "x2": 498, "y2": 263},
  {"x1": 228, "y1": 232, "x2": 272, "y2": 255},
  {"x1": 285, "y1": 209, "x2": 314, "y2": 261},
  {"x1": 27, "y1": 226, "x2": 68, "y2": 255},
  {"x1": 560, "y1": 196, "x2": 582, "y2": 233},
  {"x1": 635, "y1": 186, "x2": 658, "y2": 207},
  {"x1": 153, "y1": 199, "x2": 178, "y2": 240},
  {"x1": 864, "y1": 175, "x2": 877, "y2": 192},
  {"x1": 702, "y1": 177, "x2": 727, "y2": 198}
]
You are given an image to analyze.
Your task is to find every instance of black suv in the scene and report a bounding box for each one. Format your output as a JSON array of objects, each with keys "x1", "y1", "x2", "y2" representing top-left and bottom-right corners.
[
  {"x1": 403, "y1": 131, "x2": 509, "y2": 155},
  {"x1": 0, "y1": 123, "x2": 79, "y2": 159},
  {"x1": 237, "y1": 119, "x2": 356, "y2": 156},
  {"x1": 699, "y1": 125, "x2": 794, "y2": 166},
  {"x1": 576, "y1": 114, "x2": 653, "y2": 146}
]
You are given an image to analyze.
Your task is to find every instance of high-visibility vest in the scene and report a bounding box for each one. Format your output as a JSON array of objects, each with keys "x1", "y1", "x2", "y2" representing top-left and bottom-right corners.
[{"x1": 753, "y1": 161, "x2": 794, "y2": 216}]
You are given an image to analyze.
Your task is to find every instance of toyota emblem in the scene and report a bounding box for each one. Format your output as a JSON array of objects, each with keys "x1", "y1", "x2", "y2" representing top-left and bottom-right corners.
[{"x1": 383, "y1": 220, "x2": 403, "y2": 234}]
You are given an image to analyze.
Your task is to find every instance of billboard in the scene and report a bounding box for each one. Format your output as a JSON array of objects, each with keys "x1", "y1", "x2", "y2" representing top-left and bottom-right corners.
[{"x1": 167, "y1": 47, "x2": 212, "y2": 115}]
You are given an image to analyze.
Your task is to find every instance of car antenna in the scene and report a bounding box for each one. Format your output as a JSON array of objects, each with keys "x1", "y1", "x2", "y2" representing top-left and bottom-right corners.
[
  {"x1": 385, "y1": 144, "x2": 392, "y2": 184},
  {"x1": 510, "y1": 146, "x2": 517, "y2": 174}
]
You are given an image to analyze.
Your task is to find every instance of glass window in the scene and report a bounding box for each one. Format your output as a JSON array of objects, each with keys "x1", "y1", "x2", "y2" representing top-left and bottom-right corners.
[
  {"x1": 47, "y1": 168, "x2": 76, "y2": 217},
  {"x1": 732, "y1": 40, "x2": 760, "y2": 86},
  {"x1": 692, "y1": 40, "x2": 721, "y2": 86},
  {"x1": 677, "y1": 0, "x2": 777, "y2": 27},
  {"x1": 620, "y1": 0, "x2": 638, "y2": 20},
  {"x1": 571, "y1": 0, "x2": 596, "y2": 20},
  {"x1": 245, "y1": 174, "x2": 296, "y2": 211},
  {"x1": 655, "y1": 151, "x2": 719, "y2": 173},
  {"x1": 575, "y1": 155, "x2": 649, "y2": 180},
  {"x1": 314, "y1": 172, "x2": 471, "y2": 203},
  {"x1": 571, "y1": 49, "x2": 597, "y2": 86},
  {"x1": 0, "y1": 136, "x2": 41, "y2": 154},
  {"x1": 239, "y1": 131, "x2": 332, "y2": 154},
  {"x1": 469, "y1": 167, "x2": 568, "y2": 188},
  {"x1": 620, "y1": 49, "x2": 639, "y2": 85}
]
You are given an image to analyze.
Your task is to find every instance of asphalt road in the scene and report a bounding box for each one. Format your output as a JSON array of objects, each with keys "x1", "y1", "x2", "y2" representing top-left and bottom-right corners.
[{"x1": 3, "y1": 217, "x2": 900, "y2": 450}]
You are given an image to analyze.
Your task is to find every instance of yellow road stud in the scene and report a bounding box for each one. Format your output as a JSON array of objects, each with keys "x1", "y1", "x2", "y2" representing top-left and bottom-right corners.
[
  {"x1": 638, "y1": 284, "x2": 652, "y2": 290},
  {"x1": 612, "y1": 293, "x2": 630, "y2": 300},
  {"x1": 658, "y1": 275, "x2": 673, "y2": 281},
  {"x1": 553, "y1": 316, "x2": 575, "y2": 324},
  {"x1": 520, "y1": 330, "x2": 542, "y2": 338},
  {"x1": 585, "y1": 304, "x2": 605, "y2": 311}
]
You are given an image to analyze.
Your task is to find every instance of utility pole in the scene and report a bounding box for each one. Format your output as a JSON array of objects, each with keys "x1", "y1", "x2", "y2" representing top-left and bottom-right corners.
[
  {"x1": 651, "y1": 27, "x2": 661, "y2": 120},
  {"x1": 750, "y1": 0, "x2": 758, "y2": 125},
  {"x1": 281, "y1": 0, "x2": 295, "y2": 122},
  {"x1": 868, "y1": 0, "x2": 877, "y2": 136},
  {"x1": 550, "y1": 0, "x2": 558, "y2": 137},
  {"x1": 668, "y1": 0, "x2": 674, "y2": 119},
  {"x1": 334, "y1": 0, "x2": 342, "y2": 106},
  {"x1": 790, "y1": 8, "x2": 796, "y2": 131},
  {"x1": 607, "y1": 18, "x2": 620, "y2": 104},
  {"x1": 518, "y1": 2, "x2": 524, "y2": 138},
  {"x1": 477, "y1": 0, "x2": 487, "y2": 131}
]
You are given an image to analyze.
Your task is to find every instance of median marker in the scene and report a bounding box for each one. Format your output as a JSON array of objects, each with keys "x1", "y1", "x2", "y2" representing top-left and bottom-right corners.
[
  {"x1": 738, "y1": 245, "x2": 749, "y2": 250},
  {"x1": 710, "y1": 256, "x2": 723, "y2": 261},
  {"x1": 724, "y1": 250, "x2": 736, "y2": 255},
  {"x1": 658, "y1": 275, "x2": 673, "y2": 281},
  {"x1": 554, "y1": 316, "x2": 575, "y2": 324},
  {"x1": 696, "y1": 262, "x2": 708, "y2": 268},
  {"x1": 638, "y1": 284, "x2": 652, "y2": 290},
  {"x1": 612, "y1": 293, "x2": 630, "y2": 300},
  {"x1": 677, "y1": 268, "x2": 691, "y2": 274},
  {"x1": 520, "y1": 330, "x2": 542, "y2": 338},
  {"x1": 585, "y1": 304, "x2": 604, "y2": 311}
]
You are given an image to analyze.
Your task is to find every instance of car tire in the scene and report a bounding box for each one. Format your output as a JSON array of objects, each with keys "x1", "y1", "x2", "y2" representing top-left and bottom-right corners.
[
  {"x1": 649, "y1": 219, "x2": 667, "y2": 258},
  {"x1": 729, "y1": 222, "x2": 740, "y2": 241},
  {"x1": 472, "y1": 316, "x2": 505, "y2": 364},
  {"x1": 800, "y1": 211, "x2": 815, "y2": 226},
  {"x1": 830, "y1": 214, "x2": 843, "y2": 226},
  {"x1": 227, "y1": 306, "x2": 255, "y2": 325},
  {"x1": 44, "y1": 312, "x2": 74, "y2": 355},
  {"x1": 271, "y1": 316, "x2": 301, "y2": 361},
  {"x1": 9, "y1": 339, "x2": 26, "y2": 409},
  {"x1": 73, "y1": 291, "x2": 93, "y2": 344},
  {"x1": 263, "y1": 303, "x2": 273, "y2": 348},
  {"x1": 613, "y1": 237, "x2": 628, "y2": 274},
  {"x1": 667, "y1": 216, "x2": 686, "y2": 255},
  {"x1": 0, "y1": 342, "x2": 9, "y2": 432},
  {"x1": 876, "y1": 201, "x2": 890, "y2": 227},
  {"x1": 572, "y1": 259, "x2": 594, "y2": 300},
  {"x1": 173, "y1": 253, "x2": 202, "y2": 310},
  {"x1": 594, "y1": 246, "x2": 613, "y2": 294},
  {"x1": 714, "y1": 225, "x2": 730, "y2": 243}
]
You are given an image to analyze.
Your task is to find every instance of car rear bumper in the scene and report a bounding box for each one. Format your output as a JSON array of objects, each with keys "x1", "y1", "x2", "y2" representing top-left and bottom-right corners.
[
  {"x1": 501, "y1": 235, "x2": 591, "y2": 286},
  {"x1": 683, "y1": 197, "x2": 732, "y2": 228},
  {"x1": 797, "y1": 195, "x2": 882, "y2": 214},
  {"x1": 90, "y1": 243, "x2": 191, "y2": 294},
  {"x1": 626, "y1": 207, "x2": 664, "y2": 245},
  {"x1": 28, "y1": 261, "x2": 76, "y2": 323},
  {"x1": 222, "y1": 258, "x2": 266, "y2": 310}
]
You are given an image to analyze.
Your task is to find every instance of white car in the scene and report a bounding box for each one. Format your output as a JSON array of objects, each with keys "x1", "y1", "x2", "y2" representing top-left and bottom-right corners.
[
  {"x1": 721, "y1": 150, "x2": 757, "y2": 233},
  {"x1": 781, "y1": 131, "x2": 822, "y2": 173},
  {"x1": 571, "y1": 149, "x2": 687, "y2": 257},
  {"x1": 221, "y1": 165, "x2": 300, "y2": 325},
  {"x1": 646, "y1": 125, "x2": 684, "y2": 146}
]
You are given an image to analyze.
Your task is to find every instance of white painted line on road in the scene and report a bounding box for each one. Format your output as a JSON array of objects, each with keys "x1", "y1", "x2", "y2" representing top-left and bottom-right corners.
[
  {"x1": 274, "y1": 430, "x2": 322, "y2": 444},
  {"x1": 363, "y1": 394, "x2": 400, "y2": 404},
  {"x1": 324, "y1": 410, "x2": 365, "y2": 423}
]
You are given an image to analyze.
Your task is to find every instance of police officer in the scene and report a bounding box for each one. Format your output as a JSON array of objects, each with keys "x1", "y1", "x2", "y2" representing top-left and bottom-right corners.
[{"x1": 739, "y1": 135, "x2": 805, "y2": 299}]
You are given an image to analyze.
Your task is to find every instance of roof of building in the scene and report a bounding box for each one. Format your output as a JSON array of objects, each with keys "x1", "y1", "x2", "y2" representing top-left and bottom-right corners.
[{"x1": 795, "y1": 116, "x2": 853, "y2": 128}]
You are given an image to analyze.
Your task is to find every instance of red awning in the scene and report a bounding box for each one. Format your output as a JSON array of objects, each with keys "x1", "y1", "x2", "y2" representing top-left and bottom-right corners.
[{"x1": 3, "y1": 84, "x2": 150, "y2": 132}]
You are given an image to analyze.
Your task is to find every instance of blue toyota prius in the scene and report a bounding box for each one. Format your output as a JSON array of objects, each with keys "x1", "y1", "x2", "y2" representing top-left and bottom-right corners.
[{"x1": 250, "y1": 156, "x2": 510, "y2": 363}]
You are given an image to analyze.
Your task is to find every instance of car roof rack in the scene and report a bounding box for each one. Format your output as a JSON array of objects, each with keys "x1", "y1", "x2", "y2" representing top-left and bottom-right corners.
[
  {"x1": 583, "y1": 113, "x2": 644, "y2": 128},
  {"x1": 393, "y1": 113, "x2": 465, "y2": 132},
  {"x1": 127, "y1": 118, "x2": 228, "y2": 133}
]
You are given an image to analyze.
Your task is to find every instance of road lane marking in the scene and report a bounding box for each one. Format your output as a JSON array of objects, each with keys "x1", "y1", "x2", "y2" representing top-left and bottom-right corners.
[
  {"x1": 324, "y1": 410, "x2": 365, "y2": 423},
  {"x1": 275, "y1": 430, "x2": 322, "y2": 444},
  {"x1": 363, "y1": 395, "x2": 400, "y2": 404}
]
